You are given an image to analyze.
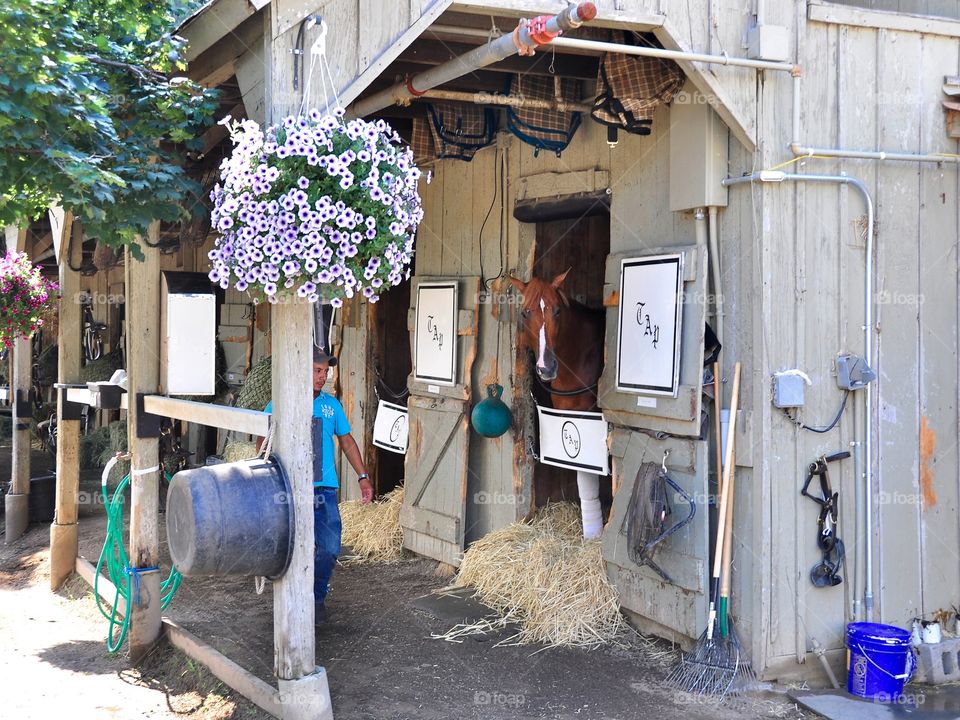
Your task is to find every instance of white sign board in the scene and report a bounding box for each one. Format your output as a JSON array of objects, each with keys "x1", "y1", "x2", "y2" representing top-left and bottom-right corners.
[
  {"x1": 373, "y1": 400, "x2": 409, "y2": 454},
  {"x1": 536, "y1": 405, "x2": 609, "y2": 475},
  {"x1": 616, "y1": 254, "x2": 684, "y2": 397},
  {"x1": 414, "y1": 281, "x2": 458, "y2": 386}
]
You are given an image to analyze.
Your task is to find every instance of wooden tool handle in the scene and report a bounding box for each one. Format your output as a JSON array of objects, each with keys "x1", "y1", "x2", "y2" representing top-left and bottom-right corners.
[
  {"x1": 711, "y1": 362, "x2": 741, "y2": 580},
  {"x1": 719, "y1": 443, "x2": 736, "y2": 599}
]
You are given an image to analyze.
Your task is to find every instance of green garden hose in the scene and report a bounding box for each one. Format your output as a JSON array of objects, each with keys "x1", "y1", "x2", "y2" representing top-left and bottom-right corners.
[{"x1": 94, "y1": 456, "x2": 182, "y2": 653}]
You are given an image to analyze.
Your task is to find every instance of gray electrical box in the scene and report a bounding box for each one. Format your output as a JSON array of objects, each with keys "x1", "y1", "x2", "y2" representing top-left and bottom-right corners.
[
  {"x1": 836, "y1": 354, "x2": 876, "y2": 390},
  {"x1": 669, "y1": 81, "x2": 730, "y2": 212},
  {"x1": 773, "y1": 371, "x2": 807, "y2": 408}
]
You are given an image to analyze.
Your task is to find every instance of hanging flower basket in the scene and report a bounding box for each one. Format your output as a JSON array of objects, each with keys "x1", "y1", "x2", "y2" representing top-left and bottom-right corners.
[
  {"x1": 0, "y1": 252, "x2": 59, "y2": 349},
  {"x1": 207, "y1": 110, "x2": 424, "y2": 306}
]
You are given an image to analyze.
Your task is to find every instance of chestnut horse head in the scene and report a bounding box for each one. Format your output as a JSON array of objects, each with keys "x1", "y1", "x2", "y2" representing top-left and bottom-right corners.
[
  {"x1": 508, "y1": 270, "x2": 605, "y2": 412},
  {"x1": 509, "y1": 270, "x2": 571, "y2": 383}
]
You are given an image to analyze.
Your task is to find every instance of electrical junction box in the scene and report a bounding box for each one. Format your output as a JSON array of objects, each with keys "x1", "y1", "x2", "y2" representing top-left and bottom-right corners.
[
  {"x1": 747, "y1": 24, "x2": 790, "y2": 63},
  {"x1": 773, "y1": 371, "x2": 808, "y2": 408},
  {"x1": 161, "y1": 272, "x2": 217, "y2": 396},
  {"x1": 669, "y1": 81, "x2": 729, "y2": 212},
  {"x1": 836, "y1": 354, "x2": 877, "y2": 390}
]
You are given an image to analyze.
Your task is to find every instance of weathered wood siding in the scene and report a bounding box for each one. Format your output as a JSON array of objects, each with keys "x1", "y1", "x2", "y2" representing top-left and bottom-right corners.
[
  {"x1": 742, "y1": 4, "x2": 960, "y2": 678},
  {"x1": 268, "y1": 0, "x2": 451, "y2": 119}
]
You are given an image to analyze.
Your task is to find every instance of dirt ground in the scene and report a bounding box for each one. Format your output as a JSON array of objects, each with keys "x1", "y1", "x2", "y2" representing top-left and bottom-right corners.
[{"x1": 1, "y1": 438, "x2": 818, "y2": 720}]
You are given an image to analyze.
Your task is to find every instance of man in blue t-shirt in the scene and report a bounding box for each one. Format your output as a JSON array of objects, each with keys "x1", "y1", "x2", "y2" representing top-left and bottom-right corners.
[{"x1": 262, "y1": 349, "x2": 372, "y2": 622}]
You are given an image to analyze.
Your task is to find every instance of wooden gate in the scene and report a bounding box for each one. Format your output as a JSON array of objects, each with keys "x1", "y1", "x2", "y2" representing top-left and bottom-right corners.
[{"x1": 400, "y1": 276, "x2": 479, "y2": 566}]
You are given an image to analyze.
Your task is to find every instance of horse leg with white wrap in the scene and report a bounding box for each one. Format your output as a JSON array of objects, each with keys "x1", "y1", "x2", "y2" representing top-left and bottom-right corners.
[{"x1": 577, "y1": 471, "x2": 603, "y2": 539}]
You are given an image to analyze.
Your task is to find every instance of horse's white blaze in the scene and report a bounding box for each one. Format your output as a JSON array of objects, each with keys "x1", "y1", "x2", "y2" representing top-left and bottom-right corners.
[{"x1": 537, "y1": 298, "x2": 547, "y2": 369}]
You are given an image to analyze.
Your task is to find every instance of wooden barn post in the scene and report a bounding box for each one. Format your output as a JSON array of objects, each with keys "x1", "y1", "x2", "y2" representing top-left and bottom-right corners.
[
  {"x1": 125, "y1": 223, "x2": 163, "y2": 662},
  {"x1": 50, "y1": 217, "x2": 83, "y2": 589},
  {"x1": 4, "y1": 225, "x2": 31, "y2": 543},
  {"x1": 271, "y1": 298, "x2": 333, "y2": 719}
]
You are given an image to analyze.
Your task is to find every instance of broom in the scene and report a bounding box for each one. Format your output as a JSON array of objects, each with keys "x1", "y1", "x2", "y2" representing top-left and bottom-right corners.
[{"x1": 667, "y1": 361, "x2": 742, "y2": 696}]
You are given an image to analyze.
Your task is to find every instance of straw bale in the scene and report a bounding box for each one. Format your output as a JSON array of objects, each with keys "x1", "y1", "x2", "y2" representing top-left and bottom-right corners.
[{"x1": 339, "y1": 486, "x2": 406, "y2": 564}]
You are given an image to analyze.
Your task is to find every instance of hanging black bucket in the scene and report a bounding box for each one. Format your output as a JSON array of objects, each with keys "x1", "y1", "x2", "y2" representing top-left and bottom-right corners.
[{"x1": 165, "y1": 457, "x2": 294, "y2": 578}]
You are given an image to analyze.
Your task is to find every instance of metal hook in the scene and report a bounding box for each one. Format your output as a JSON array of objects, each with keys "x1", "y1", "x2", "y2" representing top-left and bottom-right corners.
[{"x1": 661, "y1": 449, "x2": 670, "y2": 474}]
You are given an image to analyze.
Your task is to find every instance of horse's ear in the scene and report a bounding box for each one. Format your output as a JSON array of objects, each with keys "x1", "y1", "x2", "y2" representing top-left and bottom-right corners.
[
  {"x1": 551, "y1": 268, "x2": 572, "y2": 289},
  {"x1": 507, "y1": 275, "x2": 526, "y2": 293}
]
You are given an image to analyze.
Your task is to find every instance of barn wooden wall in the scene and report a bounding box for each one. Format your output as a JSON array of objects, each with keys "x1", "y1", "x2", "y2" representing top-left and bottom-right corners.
[{"x1": 730, "y1": 2, "x2": 960, "y2": 679}]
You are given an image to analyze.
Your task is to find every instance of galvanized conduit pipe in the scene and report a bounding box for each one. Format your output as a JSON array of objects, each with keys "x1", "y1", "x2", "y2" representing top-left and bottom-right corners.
[
  {"x1": 350, "y1": 2, "x2": 598, "y2": 118},
  {"x1": 791, "y1": 74, "x2": 960, "y2": 164},
  {"x1": 708, "y1": 207, "x2": 723, "y2": 348},
  {"x1": 721, "y1": 171, "x2": 876, "y2": 623},
  {"x1": 549, "y1": 36, "x2": 797, "y2": 73}
]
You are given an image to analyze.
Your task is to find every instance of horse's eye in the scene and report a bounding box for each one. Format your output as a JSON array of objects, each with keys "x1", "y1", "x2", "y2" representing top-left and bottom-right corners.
[
  {"x1": 553, "y1": 307, "x2": 560, "y2": 317},
  {"x1": 521, "y1": 308, "x2": 530, "y2": 317}
]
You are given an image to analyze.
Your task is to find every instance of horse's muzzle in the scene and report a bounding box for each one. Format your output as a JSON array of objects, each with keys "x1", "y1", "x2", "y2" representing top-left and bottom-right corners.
[{"x1": 536, "y1": 361, "x2": 558, "y2": 382}]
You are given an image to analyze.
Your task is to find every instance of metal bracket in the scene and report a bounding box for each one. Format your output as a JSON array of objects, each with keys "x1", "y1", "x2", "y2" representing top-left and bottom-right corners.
[
  {"x1": 135, "y1": 393, "x2": 164, "y2": 438},
  {"x1": 58, "y1": 387, "x2": 85, "y2": 421},
  {"x1": 15, "y1": 389, "x2": 35, "y2": 419}
]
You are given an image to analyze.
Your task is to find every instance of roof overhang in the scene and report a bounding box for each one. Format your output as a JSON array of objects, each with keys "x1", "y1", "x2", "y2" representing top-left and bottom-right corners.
[{"x1": 178, "y1": 0, "x2": 271, "y2": 62}]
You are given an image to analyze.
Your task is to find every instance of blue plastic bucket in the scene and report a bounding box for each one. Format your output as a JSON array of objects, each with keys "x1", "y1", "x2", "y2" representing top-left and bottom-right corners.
[{"x1": 846, "y1": 622, "x2": 916, "y2": 700}]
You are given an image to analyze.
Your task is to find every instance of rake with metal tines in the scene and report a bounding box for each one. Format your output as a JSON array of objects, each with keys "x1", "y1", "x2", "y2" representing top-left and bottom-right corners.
[{"x1": 667, "y1": 362, "x2": 754, "y2": 697}]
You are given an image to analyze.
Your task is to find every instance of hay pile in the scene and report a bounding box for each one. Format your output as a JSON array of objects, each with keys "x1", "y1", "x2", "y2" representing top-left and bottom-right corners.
[
  {"x1": 338, "y1": 486, "x2": 405, "y2": 565},
  {"x1": 445, "y1": 502, "x2": 626, "y2": 650},
  {"x1": 223, "y1": 439, "x2": 258, "y2": 462}
]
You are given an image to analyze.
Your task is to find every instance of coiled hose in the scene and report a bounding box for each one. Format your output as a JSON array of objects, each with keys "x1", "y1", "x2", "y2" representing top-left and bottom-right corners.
[{"x1": 94, "y1": 455, "x2": 182, "y2": 653}]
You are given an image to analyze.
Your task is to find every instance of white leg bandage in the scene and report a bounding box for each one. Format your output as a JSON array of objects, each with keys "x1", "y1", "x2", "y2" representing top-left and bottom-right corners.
[{"x1": 577, "y1": 471, "x2": 603, "y2": 540}]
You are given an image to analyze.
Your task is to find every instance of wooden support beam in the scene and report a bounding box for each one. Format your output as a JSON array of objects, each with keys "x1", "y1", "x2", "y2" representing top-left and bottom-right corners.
[
  {"x1": 165, "y1": 619, "x2": 286, "y2": 717},
  {"x1": 125, "y1": 225, "x2": 162, "y2": 663},
  {"x1": 50, "y1": 217, "x2": 81, "y2": 590},
  {"x1": 188, "y1": 13, "x2": 263, "y2": 87},
  {"x1": 5, "y1": 226, "x2": 30, "y2": 543},
  {"x1": 142, "y1": 395, "x2": 269, "y2": 436},
  {"x1": 180, "y1": 0, "x2": 264, "y2": 62},
  {"x1": 271, "y1": 298, "x2": 316, "y2": 680}
]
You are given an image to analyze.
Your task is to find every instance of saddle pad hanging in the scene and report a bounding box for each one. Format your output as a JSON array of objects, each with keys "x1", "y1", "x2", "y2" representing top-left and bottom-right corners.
[
  {"x1": 506, "y1": 74, "x2": 581, "y2": 157},
  {"x1": 426, "y1": 101, "x2": 497, "y2": 161},
  {"x1": 591, "y1": 34, "x2": 684, "y2": 136},
  {"x1": 410, "y1": 116, "x2": 436, "y2": 165}
]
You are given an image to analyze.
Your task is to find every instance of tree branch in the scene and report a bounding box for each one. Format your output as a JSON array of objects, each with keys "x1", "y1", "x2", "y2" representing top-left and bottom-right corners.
[{"x1": 83, "y1": 54, "x2": 166, "y2": 82}]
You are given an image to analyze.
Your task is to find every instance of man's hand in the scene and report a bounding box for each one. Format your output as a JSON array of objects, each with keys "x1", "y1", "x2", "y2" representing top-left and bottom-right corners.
[{"x1": 359, "y1": 477, "x2": 374, "y2": 504}]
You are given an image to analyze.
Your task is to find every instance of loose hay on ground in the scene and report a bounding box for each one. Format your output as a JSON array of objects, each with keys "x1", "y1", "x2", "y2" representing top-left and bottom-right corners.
[
  {"x1": 339, "y1": 486, "x2": 405, "y2": 564},
  {"x1": 445, "y1": 502, "x2": 627, "y2": 650}
]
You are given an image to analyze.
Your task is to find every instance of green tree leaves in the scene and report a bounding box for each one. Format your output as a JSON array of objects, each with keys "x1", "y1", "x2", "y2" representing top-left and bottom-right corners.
[{"x1": 0, "y1": 0, "x2": 218, "y2": 250}]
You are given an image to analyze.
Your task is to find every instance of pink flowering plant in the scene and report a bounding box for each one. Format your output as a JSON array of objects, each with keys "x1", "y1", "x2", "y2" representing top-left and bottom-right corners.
[
  {"x1": 0, "y1": 251, "x2": 58, "y2": 349},
  {"x1": 207, "y1": 110, "x2": 424, "y2": 306}
]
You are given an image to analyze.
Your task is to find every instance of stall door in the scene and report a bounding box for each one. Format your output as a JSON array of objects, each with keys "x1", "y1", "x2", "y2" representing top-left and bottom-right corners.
[{"x1": 400, "y1": 276, "x2": 479, "y2": 566}]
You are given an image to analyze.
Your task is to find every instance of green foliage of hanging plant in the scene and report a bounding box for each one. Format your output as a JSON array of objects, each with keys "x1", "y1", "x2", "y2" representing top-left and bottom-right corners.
[
  {"x1": 0, "y1": 0, "x2": 219, "y2": 253},
  {"x1": 0, "y1": 252, "x2": 59, "y2": 349},
  {"x1": 207, "y1": 111, "x2": 424, "y2": 305}
]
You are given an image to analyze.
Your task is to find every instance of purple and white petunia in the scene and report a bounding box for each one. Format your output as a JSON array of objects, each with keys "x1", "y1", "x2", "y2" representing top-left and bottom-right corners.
[{"x1": 208, "y1": 110, "x2": 421, "y2": 304}]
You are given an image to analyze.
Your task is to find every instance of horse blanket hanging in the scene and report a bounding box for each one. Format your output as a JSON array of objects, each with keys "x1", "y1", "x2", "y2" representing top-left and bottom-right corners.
[
  {"x1": 591, "y1": 33, "x2": 685, "y2": 136},
  {"x1": 506, "y1": 74, "x2": 582, "y2": 157}
]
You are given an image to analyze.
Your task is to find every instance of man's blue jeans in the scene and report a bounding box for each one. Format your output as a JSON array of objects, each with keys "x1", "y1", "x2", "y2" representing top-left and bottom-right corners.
[{"x1": 313, "y1": 487, "x2": 341, "y2": 604}]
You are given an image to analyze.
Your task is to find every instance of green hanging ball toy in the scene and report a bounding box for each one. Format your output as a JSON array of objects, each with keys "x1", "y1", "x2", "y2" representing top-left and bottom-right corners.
[{"x1": 471, "y1": 384, "x2": 512, "y2": 438}]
